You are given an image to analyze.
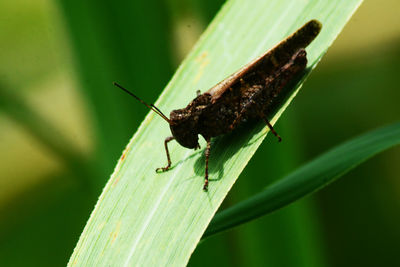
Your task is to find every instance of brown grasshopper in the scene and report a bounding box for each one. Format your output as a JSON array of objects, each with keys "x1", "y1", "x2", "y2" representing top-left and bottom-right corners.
[{"x1": 115, "y1": 19, "x2": 321, "y2": 191}]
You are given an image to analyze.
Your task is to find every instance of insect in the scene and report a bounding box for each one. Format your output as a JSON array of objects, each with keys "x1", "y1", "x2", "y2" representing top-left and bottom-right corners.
[{"x1": 114, "y1": 19, "x2": 321, "y2": 191}]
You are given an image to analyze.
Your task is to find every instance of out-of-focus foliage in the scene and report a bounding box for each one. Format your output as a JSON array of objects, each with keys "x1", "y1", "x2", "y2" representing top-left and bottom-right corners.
[{"x1": 0, "y1": 0, "x2": 399, "y2": 266}]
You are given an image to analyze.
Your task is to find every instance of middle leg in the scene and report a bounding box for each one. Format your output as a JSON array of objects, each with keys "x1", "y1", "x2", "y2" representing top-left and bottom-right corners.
[{"x1": 203, "y1": 138, "x2": 211, "y2": 191}]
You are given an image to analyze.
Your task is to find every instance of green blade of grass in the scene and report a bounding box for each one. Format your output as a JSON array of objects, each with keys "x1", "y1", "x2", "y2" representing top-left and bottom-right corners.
[
  {"x1": 68, "y1": 0, "x2": 363, "y2": 266},
  {"x1": 204, "y1": 122, "x2": 400, "y2": 238}
]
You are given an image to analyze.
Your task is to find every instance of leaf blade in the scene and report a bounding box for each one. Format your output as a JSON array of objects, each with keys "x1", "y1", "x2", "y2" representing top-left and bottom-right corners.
[
  {"x1": 68, "y1": 0, "x2": 363, "y2": 266},
  {"x1": 205, "y1": 122, "x2": 400, "y2": 238}
]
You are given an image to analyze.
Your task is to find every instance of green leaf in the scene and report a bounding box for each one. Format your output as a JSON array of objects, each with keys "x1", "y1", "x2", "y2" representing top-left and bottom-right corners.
[
  {"x1": 204, "y1": 122, "x2": 400, "y2": 238},
  {"x1": 68, "y1": 0, "x2": 363, "y2": 266}
]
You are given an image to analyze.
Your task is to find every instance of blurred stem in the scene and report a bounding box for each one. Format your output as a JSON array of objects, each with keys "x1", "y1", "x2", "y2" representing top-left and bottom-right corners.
[{"x1": 0, "y1": 84, "x2": 92, "y2": 188}]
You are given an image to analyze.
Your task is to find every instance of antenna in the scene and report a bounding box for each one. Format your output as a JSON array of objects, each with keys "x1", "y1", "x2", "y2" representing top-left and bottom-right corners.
[{"x1": 113, "y1": 82, "x2": 171, "y2": 123}]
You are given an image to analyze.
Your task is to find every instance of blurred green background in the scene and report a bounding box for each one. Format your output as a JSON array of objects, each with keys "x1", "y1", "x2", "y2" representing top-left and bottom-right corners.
[{"x1": 0, "y1": 0, "x2": 399, "y2": 266}]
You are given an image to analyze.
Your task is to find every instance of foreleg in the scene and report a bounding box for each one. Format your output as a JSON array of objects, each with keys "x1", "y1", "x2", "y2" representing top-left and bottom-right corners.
[{"x1": 156, "y1": 136, "x2": 175, "y2": 172}]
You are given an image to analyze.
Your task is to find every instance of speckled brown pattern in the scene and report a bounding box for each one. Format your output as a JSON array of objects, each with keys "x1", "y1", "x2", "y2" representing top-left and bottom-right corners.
[{"x1": 158, "y1": 20, "x2": 321, "y2": 190}]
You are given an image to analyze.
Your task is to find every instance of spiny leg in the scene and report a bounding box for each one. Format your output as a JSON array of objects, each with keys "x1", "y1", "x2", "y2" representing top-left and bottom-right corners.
[
  {"x1": 229, "y1": 80, "x2": 249, "y2": 130},
  {"x1": 229, "y1": 101, "x2": 254, "y2": 131},
  {"x1": 230, "y1": 100, "x2": 282, "y2": 143},
  {"x1": 229, "y1": 85, "x2": 263, "y2": 131},
  {"x1": 229, "y1": 113, "x2": 243, "y2": 131},
  {"x1": 229, "y1": 101, "x2": 252, "y2": 130},
  {"x1": 203, "y1": 139, "x2": 211, "y2": 191},
  {"x1": 261, "y1": 116, "x2": 281, "y2": 142},
  {"x1": 156, "y1": 136, "x2": 175, "y2": 172}
]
